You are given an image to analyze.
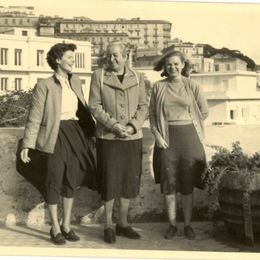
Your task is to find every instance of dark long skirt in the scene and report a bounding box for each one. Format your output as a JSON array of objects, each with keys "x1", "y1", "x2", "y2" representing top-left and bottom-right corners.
[
  {"x1": 96, "y1": 138, "x2": 142, "y2": 201},
  {"x1": 16, "y1": 120, "x2": 97, "y2": 204},
  {"x1": 153, "y1": 124, "x2": 206, "y2": 195}
]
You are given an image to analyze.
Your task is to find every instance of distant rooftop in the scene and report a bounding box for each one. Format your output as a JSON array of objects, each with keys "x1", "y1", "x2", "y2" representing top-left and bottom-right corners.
[
  {"x1": 57, "y1": 32, "x2": 128, "y2": 36},
  {"x1": 59, "y1": 17, "x2": 171, "y2": 24}
]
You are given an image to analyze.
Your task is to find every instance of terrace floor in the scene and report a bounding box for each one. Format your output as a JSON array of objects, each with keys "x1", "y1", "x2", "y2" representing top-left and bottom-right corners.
[{"x1": 0, "y1": 221, "x2": 260, "y2": 260}]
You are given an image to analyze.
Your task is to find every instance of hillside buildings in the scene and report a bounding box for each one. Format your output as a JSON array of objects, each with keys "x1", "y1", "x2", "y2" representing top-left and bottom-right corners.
[
  {"x1": 50, "y1": 17, "x2": 172, "y2": 55},
  {"x1": 0, "y1": 6, "x2": 259, "y2": 125}
]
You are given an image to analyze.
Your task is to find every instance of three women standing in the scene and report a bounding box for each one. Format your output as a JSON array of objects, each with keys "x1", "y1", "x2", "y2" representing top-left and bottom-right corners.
[
  {"x1": 150, "y1": 50, "x2": 208, "y2": 240},
  {"x1": 19, "y1": 41, "x2": 207, "y2": 244}
]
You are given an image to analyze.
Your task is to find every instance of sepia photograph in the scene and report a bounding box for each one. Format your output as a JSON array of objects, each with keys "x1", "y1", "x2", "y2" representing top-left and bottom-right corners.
[{"x1": 1, "y1": 0, "x2": 260, "y2": 259}]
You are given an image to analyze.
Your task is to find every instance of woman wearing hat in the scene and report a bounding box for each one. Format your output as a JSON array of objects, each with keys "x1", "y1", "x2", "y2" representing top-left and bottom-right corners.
[
  {"x1": 149, "y1": 50, "x2": 208, "y2": 240},
  {"x1": 19, "y1": 43, "x2": 96, "y2": 245}
]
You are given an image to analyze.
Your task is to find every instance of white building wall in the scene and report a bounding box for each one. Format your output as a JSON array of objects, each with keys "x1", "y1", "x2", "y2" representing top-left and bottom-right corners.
[
  {"x1": 0, "y1": 33, "x2": 92, "y2": 99},
  {"x1": 233, "y1": 74, "x2": 259, "y2": 98},
  {"x1": 192, "y1": 72, "x2": 260, "y2": 125},
  {"x1": 227, "y1": 100, "x2": 260, "y2": 124},
  {"x1": 205, "y1": 100, "x2": 227, "y2": 125},
  {"x1": 135, "y1": 67, "x2": 161, "y2": 84}
]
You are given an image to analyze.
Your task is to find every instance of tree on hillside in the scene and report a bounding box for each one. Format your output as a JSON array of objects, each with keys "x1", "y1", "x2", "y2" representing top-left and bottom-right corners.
[{"x1": 203, "y1": 44, "x2": 256, "y2": 70}]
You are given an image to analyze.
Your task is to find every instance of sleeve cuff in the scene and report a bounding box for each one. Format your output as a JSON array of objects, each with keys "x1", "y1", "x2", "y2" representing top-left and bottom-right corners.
[
  {"x1": 128, "y1": 120, "x2": 138, "y2": 134},
  {"x1": 108, "y1": 119, "x2": 119, "y2": 130},
  {"x1": 127, "y1": 122, "x2": 137, "y2": 134}
]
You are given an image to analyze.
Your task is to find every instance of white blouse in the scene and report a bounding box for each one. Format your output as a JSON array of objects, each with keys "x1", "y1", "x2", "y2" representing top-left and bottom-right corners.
[{"x1": 56, "y1": 73, "x2": 78, "y2": 120}]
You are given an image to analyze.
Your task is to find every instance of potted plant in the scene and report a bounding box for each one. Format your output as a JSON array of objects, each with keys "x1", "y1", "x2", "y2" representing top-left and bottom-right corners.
[{"x1": 203, "y1": 141, "x2": 260, "y2": 245}]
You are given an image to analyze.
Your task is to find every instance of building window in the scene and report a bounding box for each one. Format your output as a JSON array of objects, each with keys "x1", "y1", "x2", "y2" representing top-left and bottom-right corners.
[
  {"x1": 19, "y1": 19, "x2": 23, "y2": 25},
  {"x1": 230, "y1": 110, "x2": 236, "y2": 120},
  {"x1": 75, "y1": 53, "x2": 85, "y2": 69},
  {"x1": 15, "y1": 78, "x2": 22, "y2": 91},
  {"x1": 36, "y1": 50, "x2": 44, "y2": 66},
  {"x1": 226, "y1": 64, "x2": 231, "y2": 71},
  {"x1": 5, "y1": 18, "x2": 8, "y2": 25},
  {"x1": 0, "y1": 78, "x2": 8, "y2": 91},
  {"x1": 223, "y1": 80, "x2": 229, "y2": 91},
  {"x1": 241, "y1": 107, "x2": 248, "y2": 119},
  {"x1": 214, "y1": 64, "x2": 219, "y2": 71},
  {"x1": 14, "y1": 49, "x2": 22, "y2": 66},
  {"x1": 22, "y1": 30, "x2": 28, "y2": 36},
  {"x1": 12, "y1": 18, "x2": 16, "y2": 24},
  {"x1": 0, "y1": 48, "x2": 8, "y2": 65}
]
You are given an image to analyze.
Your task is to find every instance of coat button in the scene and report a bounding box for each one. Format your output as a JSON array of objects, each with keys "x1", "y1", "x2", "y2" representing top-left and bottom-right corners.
[
  {"x1": 120, "y1": 104, "x2": 124, "y2": 108},
  {"x1": 120, "y1": 115, "x2": 125, "y2": 119},
  {"x1": 120, "y1": 92, "x2": 124, "y2": 96}
]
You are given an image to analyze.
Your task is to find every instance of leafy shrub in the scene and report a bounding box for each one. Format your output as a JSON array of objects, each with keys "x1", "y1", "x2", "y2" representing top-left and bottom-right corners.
[
  {"x1": 203, "y1": 141, "x2": 260, "y2": 219},
  {"x1": 0, "y1": 90, "x2": 32, "y2": 127}
]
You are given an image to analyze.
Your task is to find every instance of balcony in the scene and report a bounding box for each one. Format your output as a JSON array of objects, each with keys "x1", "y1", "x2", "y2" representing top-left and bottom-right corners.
[
  {"x1": 204, "y1": 91, "x2": 229, "y2": 100},
  {"x1": 129, "y1": 35, "x2": 141, "y2": 39}
]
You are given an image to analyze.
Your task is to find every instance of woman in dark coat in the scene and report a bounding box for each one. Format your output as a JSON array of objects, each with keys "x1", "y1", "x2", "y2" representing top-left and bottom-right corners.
[
  {"x1": 150, "y1": 50, "x2": 208, "y2": 240},
  {"x1": 19, "y1": 43, "x2": 96, "y2": 245}
]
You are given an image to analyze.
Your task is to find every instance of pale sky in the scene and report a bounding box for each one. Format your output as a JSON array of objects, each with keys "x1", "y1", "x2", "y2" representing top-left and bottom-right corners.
[{"x1": 2, "y1": 0, "x2": 260, "y2": 63}]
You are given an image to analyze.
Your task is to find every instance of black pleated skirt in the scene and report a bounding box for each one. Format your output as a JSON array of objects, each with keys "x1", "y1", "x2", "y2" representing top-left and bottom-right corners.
[
  {"x1": 96, "y1": 138, "x2": 142, "y2": 201},
  {"x1": 16, "y1": 120, "x2": 97, "y2": 204}
]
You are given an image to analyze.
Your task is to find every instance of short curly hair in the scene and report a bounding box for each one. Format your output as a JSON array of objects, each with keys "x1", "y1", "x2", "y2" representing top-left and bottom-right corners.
[
  {"x1": 46, "y1": 43, "x2": 77, "y2": 71},
  {"x1": 154, "y1": 50, "x2": 190, "y2": 78},
  {"x1": 106, "y1": 41, "x2": 129, "y2": 57}
]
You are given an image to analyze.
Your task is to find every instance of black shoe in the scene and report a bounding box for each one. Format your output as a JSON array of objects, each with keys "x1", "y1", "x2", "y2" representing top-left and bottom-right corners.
[
  {"x1": 104, "y1": 228, "x2": 116, "y2": 243},
  {"x1": 184, "y1": 225, "x2": 195, "y2": 240},
  {"x1": 115, "y1": 224, "x2": 141, "y2": 239},
  {"x1": 164, "y1": 225, "x2": 177, "y2": 240},
  {"x1": 50, "y1": 228, "x2": 66, "y2": 245},
  {"x1": 60, "y1": 226, "x2": 80, "y2": 242}
]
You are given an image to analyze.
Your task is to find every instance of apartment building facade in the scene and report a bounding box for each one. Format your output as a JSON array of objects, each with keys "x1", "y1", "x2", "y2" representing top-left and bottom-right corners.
[
  {"x1": 0, "y1": 32, "x2": 92, "y2": 99},
  {"x1": 56, "y1": 31, "x2": 128, "y2": 54},
  {"x1": 56, "y1": 17, "x2": 172, "y2": 54}
]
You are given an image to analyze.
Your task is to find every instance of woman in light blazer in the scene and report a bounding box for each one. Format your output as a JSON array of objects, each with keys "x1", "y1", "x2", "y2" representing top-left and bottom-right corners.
[
  {"x1": 89, "y1": 41, "x2": 148, "y2": 244},
  {"x1": 19, "y1": 43, "x2": 96, "y2": 245},
  {"x1": 150, "y1": 50, "x2": 208, "y2": 240}
]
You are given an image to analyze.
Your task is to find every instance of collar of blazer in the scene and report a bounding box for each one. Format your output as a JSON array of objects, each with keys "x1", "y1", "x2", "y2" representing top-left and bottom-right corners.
[
  {"x1": 53, "y1": 73, "x2": 86, "y2": 106},
  {"x1": 103, "y1": 66, "x2": 138, "y2": 90}
]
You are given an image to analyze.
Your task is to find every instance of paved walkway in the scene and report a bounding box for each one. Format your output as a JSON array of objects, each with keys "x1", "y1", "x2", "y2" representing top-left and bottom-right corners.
[{"x1": 0, "y1": 222, "x2": 260, "y2": 259}]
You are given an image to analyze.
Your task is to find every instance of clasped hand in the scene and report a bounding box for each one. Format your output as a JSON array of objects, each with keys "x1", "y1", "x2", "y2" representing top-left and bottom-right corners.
[{"x1": 112, "y1": 123, "x2": 135, "y2": 138}]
